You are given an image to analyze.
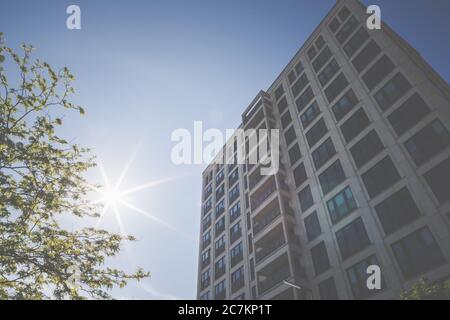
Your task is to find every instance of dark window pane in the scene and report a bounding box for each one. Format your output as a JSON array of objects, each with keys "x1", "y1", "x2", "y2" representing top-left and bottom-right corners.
[
  {"x1": 344, "y1": 27, "x2": 369, "y2": 57},
  {"x1": 304, "y1": 211, "x2": 321, "y2": 241},
  {"x1": 277, "y1": 97, "x2": 288, "y2": 115},
  {"x1": 338, "y1": 6, "x2": 350, "y2": 21},
  {"x1": 352, "y1": 40, "x2": 381, "y2": 72},
  {"x1": 293, "y1": 162, "x2": 308, "y2": 187},
  {"x1": 332, "y1": 89, "x2": 358, "y2": 122},
  {"x1": 300, "y1": 101, "x2": 320, "y2": 129},
  {"x1": 374, "y1": 73, "x2": 411, "y2": 111},
  {"x1": 404, "y1": 119, "x2": 450, "y2": 165},
  {"x1": 318, "y1": 59, "x2": 340, "y2": 86},
  {"x1": 336, "y1": 217, "x2": 371, "y2": 259},
  {"x1": 336, "y1": 16, "x2": 359, "y2": 44},
  {"x1": 308, "y1": 46, "x2": 317, "y2": 60},
  {"x1": 319, "y1": 277, "x2": 339, "y2": 300},
  {"x1": 388, "y1": 93, "x2": 431, "y2": 136},
  {"x1": 274, "y1": 85, "x2": 284, "y2": 100},
  {"x1": 315, "y1": 35, "x2": 325, "y2": 50},
  {"x1": 319, "y1": 160, "x2": 346, "y2": 195},
  {"x1": 296, "y1": 87, "x2": 315, "y2": 113},
  {"x1": 306, "y1": 118, "x2": 328, "y2": 148},
  {"x1": 362, "y1": 55, "x2": 395, "y2": 91},
  {"x1": 291, "y1": 73, "x2": 309, "y2": 97},
  {"x1": 280, "y1": 110, "x2": 292, "y2": 129},
  {"x1": 284, "y1": 126, "x2": 297, "y2": 146},
  {"x1": 392, "y1": 227, "x2": 445, "y2": 279},
  {"x1": 288, "y1": 143, "x2": 302, "y2": 165},
  {"x1": 312, "y1": 47, "x2": 332, "y2": 72},
  {"x1": 375, "y1": 188, "x2": 420, "y2": 235},
  {"x1": 329, "y1": 18, "x2": 341, "y2": 33},
  {"x1": 424, "y1": 157, "x2": 450, "y2": 204},
  {"x1": 350, "y1": 130, "x2": 384, "y2": 168},
  {"x1": 325, "y1": 73, "x2": 349, "y2": 103},
  {"x1": 327, "y1": 186, "x2": 357, "y2": 224},
  {"x1": 311, "y1": 242, "x2": 331, "y2": 275},
  {"x1": 312, "y1": 137, "x2": 336, "y2": 170},
  {"x1": 361, "y1": 156, "x2": 401, "y2": 198},
  {"x1": 298, "y1": 185, "x2": 314, "y2": 212},
  {"x1": 340, "y1": 108, "x2": 370, "y2": 143}
]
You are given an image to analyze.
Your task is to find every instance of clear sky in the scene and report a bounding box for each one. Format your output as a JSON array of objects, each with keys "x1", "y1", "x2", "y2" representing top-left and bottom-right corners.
[{"x1": 1, "y1": 0, "x2": 450, "y2": 299}]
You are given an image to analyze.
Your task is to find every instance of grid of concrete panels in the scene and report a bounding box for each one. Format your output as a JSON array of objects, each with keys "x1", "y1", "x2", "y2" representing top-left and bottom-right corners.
[{"x1": 197, "y1": 0, "x2": 450, "y2": 300}]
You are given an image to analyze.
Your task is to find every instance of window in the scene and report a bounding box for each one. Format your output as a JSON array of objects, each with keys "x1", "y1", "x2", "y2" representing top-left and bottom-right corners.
[
  {"x1": 336, "y1": 217, "x2": 371, "y2": 259},
  {"x1": 288, "y1": 143, "x2": 301, "y2": 165},
  {"x1": 338, "y1": 6, "x2": 350, "y2": 21},
  {"x1": 312, "y1": 46, "x2": 332, "y2": 72},
  {"x1": 312, "y1": 137, "x2": 336, "y2": 170},
  {"x1": 296, "y1": 86, "x2": 315, "y2": 113},
  {"x1": 199, "y1": 291, "x2": 210, "y2": 300},
  {"x1": 374, "y1": 73, "x2": 412, "y2": 111},
  {"x1": 325, "y1": 73, "x2": 349, "y2": 103},
  {"x1": 230, "y1": 242, "x2": 243, "y2": 267},
  {"x1": 311, "y1": 242, "x2": 331, "y2": 275},
  {"x1": 277, "y1": 97, "x2": 288, "y2": 114},
  {"x1": 214, "y1": 279, "x2": 226, "y2": 299},
  {"x1": 350, "y1": 130, "x2": 384, "y2": 168},
  {"x1": 344, "y1": 27, "x2": 369, "y2": 57},
  {"x1": 332, "y1": 89, "x2": 358, "y2": 122},
  {"x1": 318, "y1": 59, "x2": 340, "y2": 86},
  {"x1": 293, "y1": 162, "x2": 307, "y2": 187},
  {"x1": 229, "y1": 168, "x2": 239, "y2": 186},
  {"x1": 230, "y1": 221, "x2": 242, "y2": 243},
  {"x1": 388, "y1": 94, "x2": 431, "y2": 136},
  {"x1": 201, "y1": 249, "x2": 211, "y2": 268},
  {"x1": 281, "y1": 110, "x2": 292, "y2": 129},
  {"x1": 229, "y1": 201, "x2": 241, "y2": 223},
  {"x1": 362, "y1": 156, "x2": 401, "y2": 198},
  {"x1": 202, "y1": 214, "x2": 212, "y2": 232},
  {"x1": 215, "y1": 256, "x2": 226, "y2": 278},
  {"x1": 216, "y1": 183, "x2": 225, "y2": 200},
  {"x1": 405, "y1": 119, "x2": 450, "y2": 165},
  {"x1": 274, "y1": 85, "x2": 284, "y2": 100},
  {"x1": 375, "y1": 188, "x2": 420, "y2": 235},
  {"x1": 329, "y1": 18, "x2": 341, "y2": 33},
  {"x1": 215, "y1": 216, "x2": 225, "y2": 236},
  {"x1": 304, "y1": 211, "x2": 321, "y2": 241},
  {"x1": 215, "y1": 235, "x2": 226, "y2": 255},
  {"x1": 287, "y1": 70, "x2": 296, "y2": 85},
  {"x1": 298, "y1": 185, "x2": 314, "y2": 212},
  {"x1": 319, "y1": 160, "x2": 346, "y2": 195},
  {"x1": 392, "y1": 227, "x2": 445, "y2": 279},
  {"x1": 336, "y1": 16, "x2": 359, "y2": 44},
  {"x1": 294, "y1": 61, "x2": 304, "y2": 76},
  {"x1": 215, "y1": 199, "x2": 225, "y2": 217},
  {"x1": 362, "y1": 55, "x2": 395, "y2": 90},
  {"x1": 284, "y1": 126, "x2": 297, "y2": 146},
  {"x1": 347, "y1": 255, "x2": 382, "y2": 299},
  {"x1": 231, "y1": 266, "x2": 245, "y2": 291},
  {"x1": 306, "y1": 118, "x2": 328, "y2": 148},
  {"x1": 327, "y1": 186, "x2": 357, "y2": 224},
  {"x1": 352, "y1": 40, "x2": 381, "y2": 72},
  {"x1": 315, "y1": 35, "x2": 325, "y2": 50},
  {"x1": 200, "y1": 269, "x2": 210, "y2": 289},
  {"x1": 340, "y1": 108, "x2": 370, "y2": 143},
  {"x1": 319, "y1": 278, "x2": 339, "y2": 300},
  {"x1": 291, "y1": 73, "x2": 309, "y2": 97},
  {"x1": 300, "y1": 101, "x2": 320, "y2": 128},
  {"x1": 202, "y1": 230, "x2": 211, "y2": 248},
  {"x1": 216, "y1": 169, "x2": 224, "y2": 184},
  {"x1": 424, "y1": 157, "x2": 450, "y2": 204},
  {"x1": 307, "y1": 46, "x2": 317, "y2": 60}
]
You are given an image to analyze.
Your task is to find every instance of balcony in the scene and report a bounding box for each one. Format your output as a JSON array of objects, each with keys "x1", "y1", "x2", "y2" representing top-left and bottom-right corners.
[
  {"x1": 249, "y1": 166, "x2": 267, "y2": 190},
  {"x1": 250, "y1": 178, "x2": 277, "y2": 211},
  {"x1": 257, "y1": 254, "x2": 291, "y2": 295},
  {"x1": 253, "y1": 200, "x2": 281, "y2": 236},
  {"x1": 255, "y1": 225, "x2": 286, "y2": 264}
]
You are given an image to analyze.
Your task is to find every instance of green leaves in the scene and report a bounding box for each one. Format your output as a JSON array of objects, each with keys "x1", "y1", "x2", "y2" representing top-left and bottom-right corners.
[{"x1": 0, "y1": 34, "x2": 149, "y2": 300}]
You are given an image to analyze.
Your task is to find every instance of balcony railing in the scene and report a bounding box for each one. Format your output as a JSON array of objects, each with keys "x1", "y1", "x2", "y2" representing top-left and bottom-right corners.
[
  {"x1": 253, "y1": 208, "x2": 281, "y2": 235},
  {"x1": 258, "y1": 266, "x2": 291, "y2": 295},
  {"x1": 255, "y1": 235, "x2": 286, "y2": 264},
  {"x1": 251, "y1": 183, "x2": 277, "y2": 211}
]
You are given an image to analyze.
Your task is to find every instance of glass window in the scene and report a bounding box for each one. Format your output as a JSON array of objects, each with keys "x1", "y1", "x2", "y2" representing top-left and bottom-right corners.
[
  {"x1": 332, "y1": 89, "x2": 358, "y2": 122},
  {"x1": 277, "y1": 96, "x2": 288, "y2": 115},
  {"x1": 374, "y1": 73, "x2": 412, "y2": 111},
  {"x1": 350, "y1": 130, "x2": 384, "y2": 168},
  {"x1": 405, "y1": 119, "x2": 450, "y2": 166},
  {"x1": 307, "y1": 46, "x2": 317, "y2": 60},
  {"x1": 392, "y1": 227, "x2": 445, "y2": 279},
  {"x1": 336, "y1": 217, "x2": 371, "y2": 259},
  {"x1": 424, "y1": 157, "x2": 450, "y2": 204},
  {"x1": 315, "y1": 35, "x2": 325, "y2": 50},
  {"x1": 362, "y1": 55, "x2": 395, "y2": 91},
  {"x1": 306, "y1": 118, "x2": 328, "y2": 148},
  {"x1": 312, "y1": 137, "x2": 336, "y2": 170},
  {"x1": 375, "y1": 188, "x2": 420, "y2": 235},
  {"x1": 288, "y1": 143, "x2": 301, "y2": 165},
  {"x1": 338, "y1": 6, "x2": 350, "y2": 21},
  {"x1": 388, "y1": 93, "x2": 431, "y2": 136},
  {"x1": 336, "y1": 16, "x2": 359, "y2": 44},
  {"x1": 361, "y1": 156, "x2": 401, "y2": 198},
  {"x1": 319, "y1": 160, "x2": 346, "y2": 195},
  {"x1": 291, "y1": 73, "x2": 309, "y2": 97},
  {"x1": 274, "y1": 84, "x2": 284, "y2": 100},
  {"x1": 298, "y1": 185, "x2": 314, "y2": 212},
  {"x1": 344, "y1": 27, "x2": 369, "y2": 57},
  {"x1": 352, "y1": 40, "x2": 381, "y2": 72},
  {"x1": 304, "y1": 211, "x2": 321, "y2": 241},
  {"x1": 325, "y1": 73, "x2": 349, "y2": 103},
  {"x1": 329, "y1": 18, "x2": 341, "y2": 33},
  {"x1": 312, "y1": 46, "x2": 332, "y2": 72},
  {"x1": 300, "y1": 101, "x2": 320, "y2": 129},
  {"x1": 327, "y1": 186, "x2": 357, "y2": 224},
  {"x1": 311, "y1": 242, "x2": 331, "y2": 275},
  {"x1": 340, "y1": 108, "x2": 370, "y2": 143},
  {"x1": 293, "y1": 162, "x2": 308, "y2": 187},
  {"x1": 319, "y1": 277, "x2": 339, "y2": 300},
  {"x1": 280, "y1": 110, "x2": 292, "y2": 129},
  {"x1": 296, "y1": 86, "x2": 315, "y2": 113},
  {"x1": 318, "y1": 59, "x2": 340, "y2": 86}
]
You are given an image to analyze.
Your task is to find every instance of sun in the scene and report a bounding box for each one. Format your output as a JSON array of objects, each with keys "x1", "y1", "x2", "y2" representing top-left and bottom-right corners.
[{"x1": 100, "y1": 186, "x2": 124, "y2": 207}]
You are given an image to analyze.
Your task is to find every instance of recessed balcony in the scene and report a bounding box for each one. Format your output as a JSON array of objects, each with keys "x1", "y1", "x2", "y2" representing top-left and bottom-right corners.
[
  {"x1": 250, "y1": 177, "x2": 277, "y2": 211},
  {"x1": 253, "y1": 199, "x2": 281, "y2": 236},
  {"x1": 254, "y1": 224, "x2": 286, "y2": 264},
  {"x1": 257, "y1": 253, "x2": 292, "y2": 295}
]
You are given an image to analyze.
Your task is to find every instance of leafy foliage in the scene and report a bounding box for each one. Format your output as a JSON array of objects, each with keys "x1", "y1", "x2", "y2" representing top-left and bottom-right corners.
[
  {"x1": 0, "y1": 32, "x2": 149, "y2": 299},
  {"x1": 401, "y1": 278, "x2": 450, "y2": 300}
]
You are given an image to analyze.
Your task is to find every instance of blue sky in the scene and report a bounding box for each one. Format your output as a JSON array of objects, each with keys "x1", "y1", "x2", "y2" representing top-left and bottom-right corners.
[{"x1": 1, "y1": 0, "x2": 449, "y2": 299}]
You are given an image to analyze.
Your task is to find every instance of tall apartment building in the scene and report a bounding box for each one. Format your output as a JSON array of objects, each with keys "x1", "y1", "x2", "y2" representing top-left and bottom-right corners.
[{"x1": 197, "y1": 0, "x2": 450, "y2": 300}]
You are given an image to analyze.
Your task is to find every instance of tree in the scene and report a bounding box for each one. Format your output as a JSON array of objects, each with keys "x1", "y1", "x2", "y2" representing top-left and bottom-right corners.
[
  {"x1": 0, "y1": 33, "x2": 149, "y2": 299},
  {"x1": 401, "y1": 278, "x2": 450, "y2": 300}
]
